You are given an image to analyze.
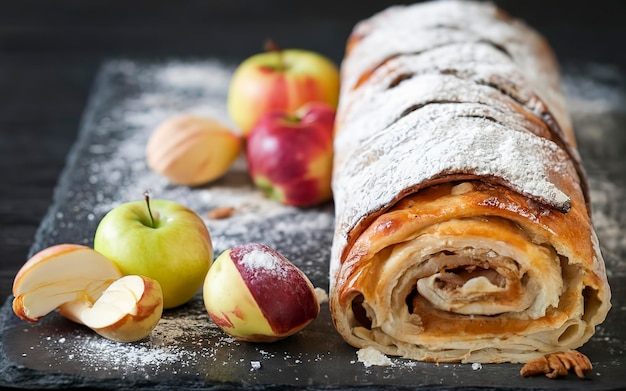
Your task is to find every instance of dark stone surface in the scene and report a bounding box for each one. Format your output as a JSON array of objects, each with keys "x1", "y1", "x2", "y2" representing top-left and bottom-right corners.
[
  {"x1": 1, "y1": 1, "x2": 625, "y2": 390},
  {"x1": 1, "y1": 287, "x2": 625, "y2": 391}
]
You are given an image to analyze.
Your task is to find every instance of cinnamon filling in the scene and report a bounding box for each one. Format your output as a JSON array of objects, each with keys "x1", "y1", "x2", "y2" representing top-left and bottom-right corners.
[{"x1": 435, "y1": 265, "x2": 505, "y2": 291}]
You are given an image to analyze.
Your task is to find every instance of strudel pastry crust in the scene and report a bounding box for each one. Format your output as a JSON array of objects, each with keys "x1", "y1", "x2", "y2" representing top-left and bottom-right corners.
[{"x1": 329, "y1": 0, "x2": 611, "y2": 363}]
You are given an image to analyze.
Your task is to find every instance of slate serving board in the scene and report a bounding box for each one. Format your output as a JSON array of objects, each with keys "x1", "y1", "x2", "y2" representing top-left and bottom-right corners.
[{"x1": 1, "y1": 59, "x2": 625, "y2": 390}]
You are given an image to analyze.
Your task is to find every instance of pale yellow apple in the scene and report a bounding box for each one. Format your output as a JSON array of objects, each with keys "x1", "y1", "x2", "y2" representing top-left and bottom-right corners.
[{"x1": 146, "y1": 114, "x2": 241, "y2": 186}]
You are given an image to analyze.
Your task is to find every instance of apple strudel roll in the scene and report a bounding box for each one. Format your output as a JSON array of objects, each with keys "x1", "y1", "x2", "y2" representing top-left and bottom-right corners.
[{"x1": 329, "y1": 0, "x2": 611, "y2": 364}]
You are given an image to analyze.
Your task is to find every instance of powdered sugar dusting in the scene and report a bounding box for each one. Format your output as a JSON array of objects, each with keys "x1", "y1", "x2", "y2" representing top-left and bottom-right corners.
[
  {"x1": 10, "y1": 297, "x2": 246, "y2": 379},
  {"x1": 333, "y1": 109, "x2": 576, "y2": 250},
  {"x1": 343, "y1": 0, "x2": 565, "y2": 123},
  {"x1": 62, "y1": 335, "x2": 182, "y2": 370},
  {"x1": 239, "y1": 248, "x2": 289, "y2": 279},
  {"x1": 357, "y1": 347, "x2": 394, "y2": 367}
]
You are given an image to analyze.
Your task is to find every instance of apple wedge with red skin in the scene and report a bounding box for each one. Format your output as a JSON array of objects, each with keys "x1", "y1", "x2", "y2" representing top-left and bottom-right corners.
[
  {"x1": 12, "y1": 243, "x2": 164, "y2": 342},
  {"x1": 203, "y1": 243, "x2": 320, "y2": 342},
  {"x1": 246, "y1": 102, "x2": 336, "y2": 207}
]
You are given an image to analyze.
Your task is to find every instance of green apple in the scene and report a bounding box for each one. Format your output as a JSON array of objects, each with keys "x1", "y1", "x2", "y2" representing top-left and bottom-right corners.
[
  {"x1": 227, "y1": 41, "x2": 340, "y2": 137},
  {"x1": 94, "y1": 195, "x2": 213, "y2": 309}
]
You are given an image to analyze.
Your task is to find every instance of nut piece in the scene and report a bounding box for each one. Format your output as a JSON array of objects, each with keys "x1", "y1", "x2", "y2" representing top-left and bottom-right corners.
[
  {"x1": 520, "y1": 350, "x2": 592, "y2": 379},
  {"x1": 206, "y1": 206, "x2": 235, "y2": 220}
]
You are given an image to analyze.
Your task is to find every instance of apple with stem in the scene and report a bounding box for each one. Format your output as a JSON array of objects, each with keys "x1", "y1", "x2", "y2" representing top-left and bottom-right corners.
[
  {"x1": 12, "y1": 243, "x2": 163, "y2": 342},
  {"x1": 227, "y1": 40, "x2": 340, "y2": 137},
  {"x1": 246, "y1": 101, "x2": 335, "y2": 207},
  {"x1": 94, "y1": 192, "x2": 213, "y2": 309},
  {"x1": 203, "y1": 243, "x2": 320, "y2": 342}
]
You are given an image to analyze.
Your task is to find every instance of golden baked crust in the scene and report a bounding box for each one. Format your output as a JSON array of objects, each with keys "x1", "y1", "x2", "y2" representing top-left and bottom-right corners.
[{"x1": 329, "y1": 0, "x2": 611, "y2": 364}]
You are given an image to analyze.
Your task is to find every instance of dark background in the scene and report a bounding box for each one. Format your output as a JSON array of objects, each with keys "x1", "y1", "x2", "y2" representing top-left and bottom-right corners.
[{"x1": 1, "y1": 0, "x2": 625, "y2": 301}]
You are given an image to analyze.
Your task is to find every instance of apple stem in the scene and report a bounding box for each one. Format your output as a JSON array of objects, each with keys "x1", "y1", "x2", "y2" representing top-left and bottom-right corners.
[
  {"x1": 264, "y1": 39, "x2": 286, "y2": 71},
  {"x1": 283, "y1": 114, "x2": 301, "y2": 124},
  {"x1": 144, "y1": 190, "x2": 156, "y2": 228}
]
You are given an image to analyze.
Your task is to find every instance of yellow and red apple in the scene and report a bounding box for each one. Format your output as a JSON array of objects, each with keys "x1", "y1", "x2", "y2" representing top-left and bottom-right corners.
[
  {"x1": 94, "y1": 195, "x2": 213, "y2": 309},
  {"x1": 12, "y1": 244, "x2": 163, "y2": 342},
  {"x1": 203, "y1": 243, "x2": 320, "y2": 342},
  {"x1": 246, "y1": 102, "x2": 335, "y2": 207},
  {"x1": 227, "y1": 43, "x2": 340, "y2": 137}
]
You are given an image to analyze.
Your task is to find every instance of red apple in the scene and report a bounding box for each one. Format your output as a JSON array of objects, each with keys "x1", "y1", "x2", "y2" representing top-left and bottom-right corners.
[
  {"x1": 203, "y1": 243, "x2": 319, "y2": 342},
  {"x1": 227, "y1": 41, "x2": 340, "y2": 137},
  {"x1": 246, "y1": 102, "x2": 335, "y2": 207}
]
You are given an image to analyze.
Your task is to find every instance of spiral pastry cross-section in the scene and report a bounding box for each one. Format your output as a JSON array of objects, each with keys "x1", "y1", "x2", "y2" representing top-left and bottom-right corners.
[{"x1": 329, "y1": 0, "x2": 611, "y2": 364}]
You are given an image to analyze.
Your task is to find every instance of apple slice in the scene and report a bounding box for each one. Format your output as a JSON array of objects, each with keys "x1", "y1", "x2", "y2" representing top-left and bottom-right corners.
[
  {"x1": 59, "y1": 275, "x2": 163, "y2": 342},
  {"x1": 12, "y1": 244, "x2": 123, "y2": 322},
  {"x1": 12, "y1": 244, "x2": 164, "y2": 342}
]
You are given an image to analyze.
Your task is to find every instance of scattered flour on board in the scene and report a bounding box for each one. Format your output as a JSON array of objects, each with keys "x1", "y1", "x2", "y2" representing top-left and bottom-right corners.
[
  {"x1": 239, "y1": 247, "x2": 289, "y2": 279},
  {"x1": 27, "y1": 297, "x2": 242, "y2": 376},
  {"x1": 357, "y1": 347, "x2": 394, "y2": 367},
  {"x1": 314, "y1": 287, "x2": 329, "y2": 304}
]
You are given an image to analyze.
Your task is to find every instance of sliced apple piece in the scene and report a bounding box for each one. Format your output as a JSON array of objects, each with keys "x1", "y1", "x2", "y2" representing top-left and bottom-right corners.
[
  {"x1": 12, "y1": 243, "x2": 164, "y2": 342},
  {"x1": 59, "y1": 275, "x2": 163, "y2": 342},
  {"x1": 12, "y1": 244, "x2": 123, "y2": 322}
]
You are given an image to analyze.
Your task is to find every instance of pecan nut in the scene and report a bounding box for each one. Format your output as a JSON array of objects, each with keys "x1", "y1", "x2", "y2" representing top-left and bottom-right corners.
[{"x1": 520, "y1": 350, "x2": 592, "y2": 379}]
